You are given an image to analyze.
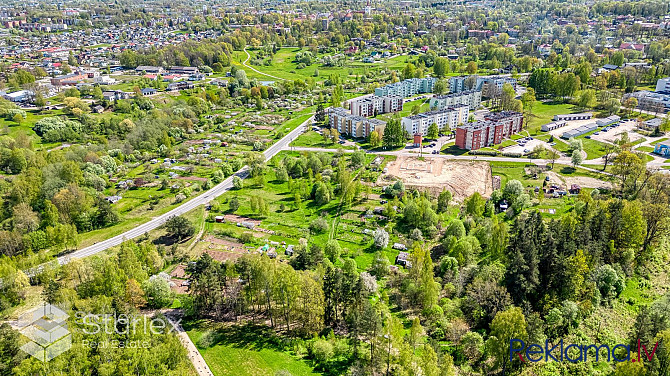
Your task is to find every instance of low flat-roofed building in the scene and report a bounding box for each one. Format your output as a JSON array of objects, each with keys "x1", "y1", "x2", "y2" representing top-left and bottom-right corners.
[
  {"x1": 553, "y1": 113, "x2": 593, "y2": 121},
  {"x1": 562, "y1": 123, "x2": 598, "y2": 139},
  {"x1": 596, "y1": 115, "x2": 620, "y2": 127},
  {"x1": 541, "y1": 120, "x2": 567, "y2": 132}
]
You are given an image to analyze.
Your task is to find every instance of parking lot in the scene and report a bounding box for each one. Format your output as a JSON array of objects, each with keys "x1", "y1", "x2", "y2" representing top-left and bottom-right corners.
[
  {"x1": 546, "y1": 118, "x2": 595, "y2": 138},
  {"x1": 503, "y1": 137, "x2": 554, "y2": 155},
  {"x1": 589, "y1": 120, "x2": 642, "y2": 144}
]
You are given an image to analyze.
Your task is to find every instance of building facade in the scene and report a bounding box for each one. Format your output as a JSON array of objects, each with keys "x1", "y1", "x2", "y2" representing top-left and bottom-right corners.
[
  {"x1": 374, "y1": 77, "x2": 436, "y2": 98},
  {"x1": 401, "y1": 105, "x2": 469, "y2": 136},
  {"x1": 625, "y1": 91, "x2": 670, "y2": 113},
  {"x1": 656, "y1": 77, "x2": 670, "y2": 93},
  {"x1": 350, "y1": 95, "x2": 403, "y2": 117},
  {"x1": 553, "y1": 113, "x2": 593, "y2": 121},
  {"x1": 429, "y1": 90, "x2": 482, "y2": 111},
  {"x1": 328, "y1": 107, "x2": 386, "y2": 138},
  {"x1": 455, "y1": 111, "x2": 523, "y2": 150}
]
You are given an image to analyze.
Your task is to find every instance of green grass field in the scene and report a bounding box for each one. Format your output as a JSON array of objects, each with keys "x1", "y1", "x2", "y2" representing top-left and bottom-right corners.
[
  {"x1": 187, "y1": 323, "x2": 321, "y2": 376},
  {"x1": 232, "y1": 47, "x2": 408, "y2": 84},
  {"x1": 290, "y1": 130, "x2": 357, "y2": 149},
  {"x1": 526, "y1": 101, "x2": 579, "y2": 134}
]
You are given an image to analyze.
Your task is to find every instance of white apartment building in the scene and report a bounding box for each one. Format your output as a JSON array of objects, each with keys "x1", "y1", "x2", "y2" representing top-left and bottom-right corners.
[
  {"x1": 328, "y1": 107, "x2": 386, "y2": 138},
  {"x1": 656, "y1": 77, "x2": 670, "y2": 93},
  {"x1": 350, "y1": 95, "x2": 403, "y2": 117},
  {"x1": 374, "y1": 77, "x2": 437, "y2": 98},
  {"x1": 429, "y1": 90, "x2": 482, "y2": 111},
  {"x1": 401, "y1": 104, "x2": 469, "y2": 136}
]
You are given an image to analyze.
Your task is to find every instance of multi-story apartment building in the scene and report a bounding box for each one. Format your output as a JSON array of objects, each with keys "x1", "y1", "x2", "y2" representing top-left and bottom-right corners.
[
  {"x1": 476, "y1": 76, "x2": 517, "y2": 97},
  {"x1": 455, "y1": 111, "x2": 523, "y2": 150},
  {"x1": 328, "y1": 107, "x2": 386, "y2": 138},
  {"x1": 656, "y1": 77, "x2": 670, "y2": 93},
  {"x1": 447, "y1": 75, "x2": 516, "y2": 95},
  {"x1": 401, "y1": 104, "x2": 469, "y2": 136},
  {"x1": 350, "y1": 95, "x2": 403, "y2": 117},
  {"x1": 374, "y1": 77, "x2": 437, "y2": 98},
  {"x1": 448, "y1": 76, "x2": 468, "y2": 93},
  {"x1": 625, "y1": 91, "x2": 670, "y2": 113},
  {"x1": 429, "y1": 90, "x2": 482, "y2": 111}
]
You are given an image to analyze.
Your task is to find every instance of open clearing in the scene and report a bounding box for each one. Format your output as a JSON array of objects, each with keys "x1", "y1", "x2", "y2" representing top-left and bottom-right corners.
[
  {"x1": 382, "y1": 156, "x2": 493, "y2": 199},
  {"x1": 545, "y1": 170, "x2": 613, "y2": 189}
]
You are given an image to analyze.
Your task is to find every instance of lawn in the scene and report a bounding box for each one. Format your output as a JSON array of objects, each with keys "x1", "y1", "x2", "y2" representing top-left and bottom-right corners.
[
  {"x1": 232, "y1": 47, "x2": 409, "y2": 84},
  {"x1": 290, "y1": 130, "x2": 356, "y2": 149},
  {"x1": 186, "y1": 322, "x2": 321, "y2": 376},
  {"x1": 526, "y1": 101, "x2": 579, "y2": 134},
  {"x1": 635, "y1": 146, "x2": 654, "y2": 153}
]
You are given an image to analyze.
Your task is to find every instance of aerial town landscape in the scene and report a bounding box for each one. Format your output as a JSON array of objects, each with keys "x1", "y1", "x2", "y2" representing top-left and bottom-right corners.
[{"x1": 1, "y1": 0, "x2": 670, "y2": 375}]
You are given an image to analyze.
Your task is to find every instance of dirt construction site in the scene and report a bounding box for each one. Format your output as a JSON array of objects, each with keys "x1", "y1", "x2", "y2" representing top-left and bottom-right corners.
[{"x1": 381, "y1": 156, "x2": 493, "y2": 199}]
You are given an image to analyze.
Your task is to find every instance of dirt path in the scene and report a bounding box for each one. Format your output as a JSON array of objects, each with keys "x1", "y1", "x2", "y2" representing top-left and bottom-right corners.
[
  {"x1": 164, "y1": 310, "x2": 214, "y2": 376},
  {"x1": 242, "y1": 48, "x2": 286, "y2": 81}
]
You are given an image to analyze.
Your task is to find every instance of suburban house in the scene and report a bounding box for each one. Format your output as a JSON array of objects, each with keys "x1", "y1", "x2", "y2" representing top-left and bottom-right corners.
[
  {"x1": 135, "y1": 65, "x2": 164, "y2": 74},
  {"x1": 169, "y1": 66, "x2": 199, "y2": 75},
  {"x1": 167, "y1": 81, "x2": 195, "y2": 91},
  {"x1": 141, "y1": 88, "x2": 157, "y2": 96}
]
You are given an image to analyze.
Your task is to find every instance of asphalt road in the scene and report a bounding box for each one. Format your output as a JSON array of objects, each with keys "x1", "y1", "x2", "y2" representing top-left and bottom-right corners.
[{"x1": 54, "y1": 116, "x2": 312, "y2": 265}]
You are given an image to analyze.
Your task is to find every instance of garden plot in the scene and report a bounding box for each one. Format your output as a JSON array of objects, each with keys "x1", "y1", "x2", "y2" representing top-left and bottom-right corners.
[{"x1": 382, "y1": 156, "x2": 493, "y2": 199}]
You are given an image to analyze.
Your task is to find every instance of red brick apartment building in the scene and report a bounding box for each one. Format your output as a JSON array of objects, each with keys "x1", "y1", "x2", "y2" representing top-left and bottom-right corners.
[{"x1": 455, "y1": 111, "x2": 523, "y2": 150}]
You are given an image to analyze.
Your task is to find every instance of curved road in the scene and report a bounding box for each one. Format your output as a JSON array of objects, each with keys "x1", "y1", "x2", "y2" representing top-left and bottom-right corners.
[{"x1": 54, "y1": 116, "x2": 312, "y2": 266}]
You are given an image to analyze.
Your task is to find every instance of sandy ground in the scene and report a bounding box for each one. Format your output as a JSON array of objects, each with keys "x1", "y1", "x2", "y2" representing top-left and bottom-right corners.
[
  {"x1": 382, "y1": 156, "x2": 493, "y2": 199},
  {"x1": 545, "y1": 170, "x2": 612, "y2": 189}
]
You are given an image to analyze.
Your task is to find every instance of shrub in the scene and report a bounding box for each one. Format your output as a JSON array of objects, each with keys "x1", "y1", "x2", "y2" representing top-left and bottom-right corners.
[
  {"x1": 309, "y1": 217, "x2": 329, "y2": 234},
  {"x1": 468, "y1": 149, "x2": 499, "y2": 156}
]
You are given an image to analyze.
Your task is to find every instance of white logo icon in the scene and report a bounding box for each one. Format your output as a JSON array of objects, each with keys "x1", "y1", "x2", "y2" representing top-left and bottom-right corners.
[{"x1": 17, "y1": 303, "x2": 71, "y2": 362}]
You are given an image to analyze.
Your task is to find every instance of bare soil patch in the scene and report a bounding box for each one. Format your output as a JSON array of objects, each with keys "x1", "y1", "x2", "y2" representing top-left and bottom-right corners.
[
  {"x1": 545, "y1": 171, "x2": 612, "y2": 189},
  {"x1": 381, "y1": 156, "x2": 493, "y2": 199}
]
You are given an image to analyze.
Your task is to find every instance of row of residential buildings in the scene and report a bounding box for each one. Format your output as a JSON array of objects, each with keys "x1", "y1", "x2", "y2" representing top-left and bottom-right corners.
[
  {"x1": 448, "y1": 75, "x2": 517, "y2": 95},
  {"x1": 374, "y1": 77, "x2": 437, "y2": 97}
]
